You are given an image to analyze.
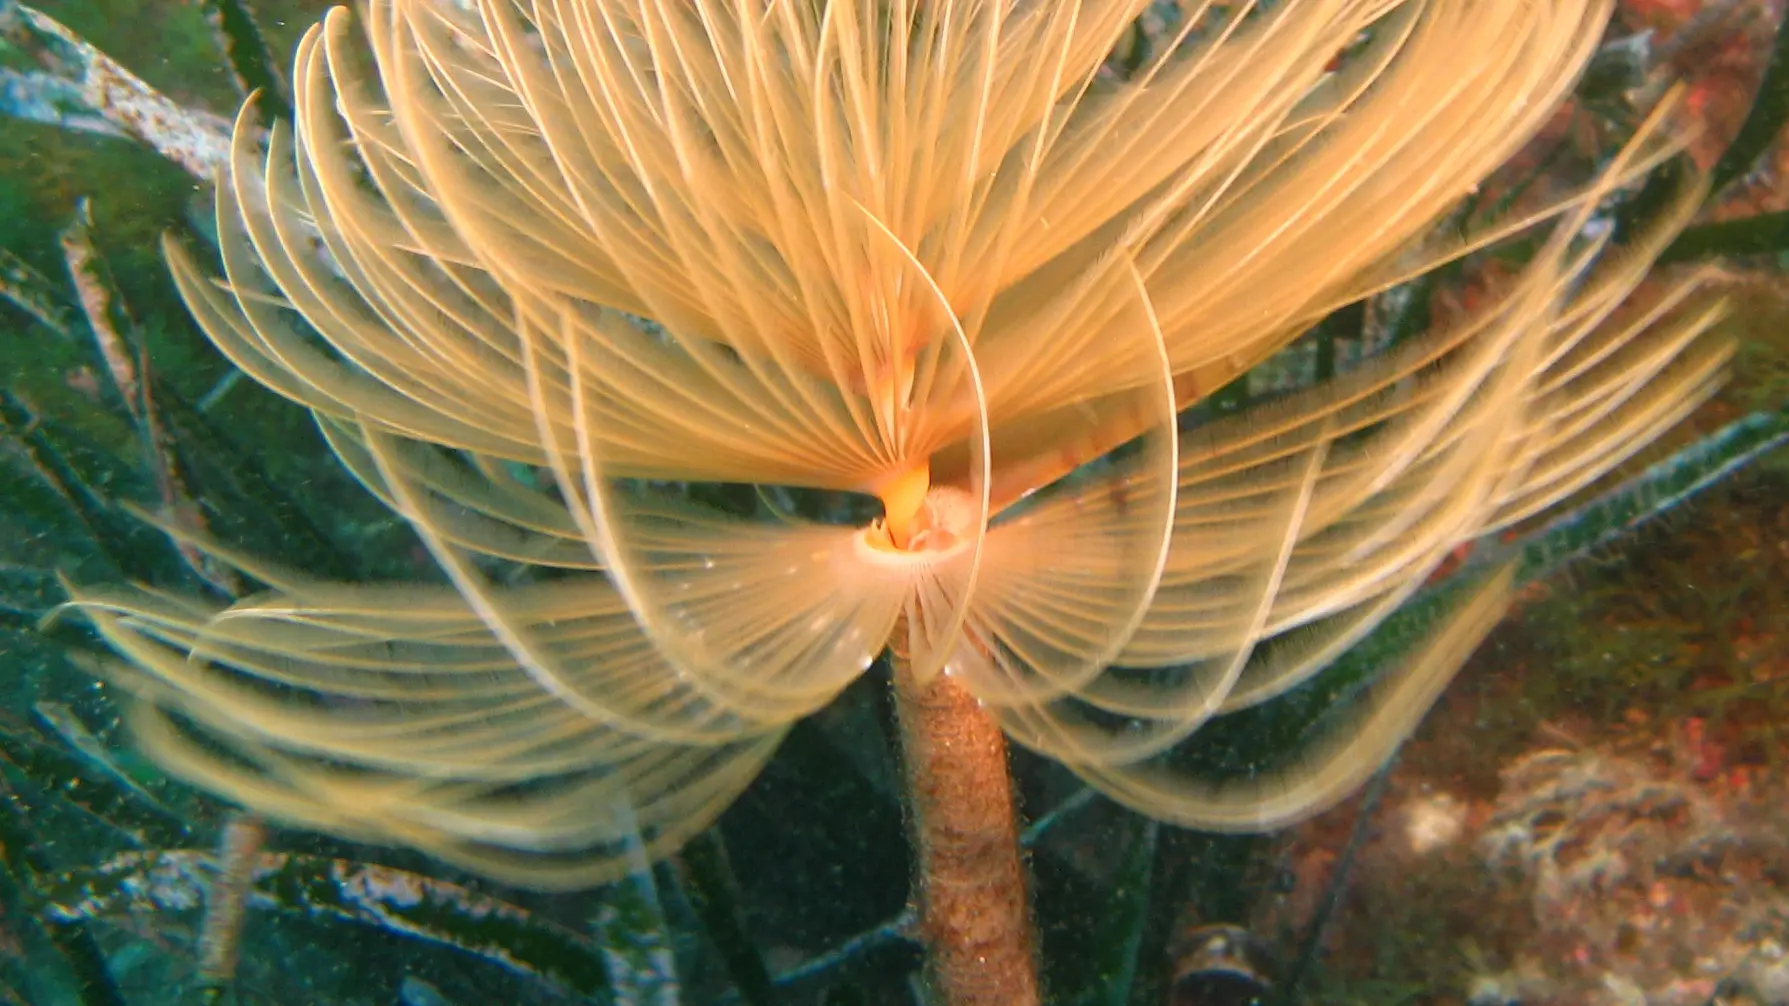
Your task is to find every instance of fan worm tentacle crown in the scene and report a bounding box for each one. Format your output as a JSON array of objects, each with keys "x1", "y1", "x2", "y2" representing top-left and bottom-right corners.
[{"x1": 65, "y1": 0, "x2": 1732, "y2": 890}]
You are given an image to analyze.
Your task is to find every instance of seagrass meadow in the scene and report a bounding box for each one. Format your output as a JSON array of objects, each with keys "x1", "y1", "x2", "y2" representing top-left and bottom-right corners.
[{"x1": 0, "y1": 0, "x2": 1787, "y2": 1004}]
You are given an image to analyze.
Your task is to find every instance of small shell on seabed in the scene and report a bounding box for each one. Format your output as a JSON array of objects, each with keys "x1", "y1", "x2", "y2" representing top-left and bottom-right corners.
[{"x1": 1167, "y1": 924, "x2": 1275, "y2": 1006}]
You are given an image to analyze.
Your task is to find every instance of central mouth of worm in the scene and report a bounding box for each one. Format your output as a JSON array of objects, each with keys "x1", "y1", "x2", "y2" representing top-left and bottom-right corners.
[{"x1": 856, "y1": 486, "x2": 977, "y2": 566}]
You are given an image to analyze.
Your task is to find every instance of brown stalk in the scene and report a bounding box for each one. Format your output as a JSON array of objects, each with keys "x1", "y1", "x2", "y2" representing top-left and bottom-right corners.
[
  {"x1": 891, "y1": 656, "x2": 1041, "y2": 1006},
  {"x1": 197, "y1": 813, "x2": 268, "y2": 999}
]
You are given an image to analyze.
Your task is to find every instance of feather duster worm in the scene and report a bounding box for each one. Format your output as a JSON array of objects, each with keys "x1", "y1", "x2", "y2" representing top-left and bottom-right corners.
[{"x1": 66, "y1": 0, "x2": 1729, "y2": 1000}]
